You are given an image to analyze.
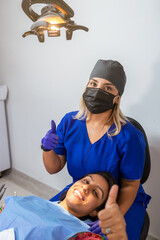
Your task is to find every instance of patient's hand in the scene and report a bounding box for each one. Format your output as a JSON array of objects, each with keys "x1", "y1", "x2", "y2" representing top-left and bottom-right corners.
[{"x1": 98, "y1": 185, "x2": 128, "y2": 240}]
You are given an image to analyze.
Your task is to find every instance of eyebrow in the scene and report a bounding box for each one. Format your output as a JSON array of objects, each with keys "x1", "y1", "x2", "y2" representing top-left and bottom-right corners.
[
  {"x1": 87, "y1": 175, "x2": 104, "y2": 199},
  {"x1": 91, "y1": 78, "x2": 114, "y2": 86}
]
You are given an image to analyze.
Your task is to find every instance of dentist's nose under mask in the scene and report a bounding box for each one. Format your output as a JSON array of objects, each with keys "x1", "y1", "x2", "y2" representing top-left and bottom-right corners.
[{"x1": 83, "y1": 87, "x2": 116, "y2": 114}]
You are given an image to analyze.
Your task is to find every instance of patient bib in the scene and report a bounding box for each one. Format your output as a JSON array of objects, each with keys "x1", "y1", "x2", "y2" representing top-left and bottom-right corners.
[{"x1": 0, "y1": 196, "x2": 89, "y2": 240}]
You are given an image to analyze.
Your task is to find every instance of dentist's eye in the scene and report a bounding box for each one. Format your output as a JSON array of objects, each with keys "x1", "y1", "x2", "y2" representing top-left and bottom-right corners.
[
  {"x1": 89, "y1": 81, "x2": 97, "y2": 87},
  {"x1": 104, "y1": 86, "x2": 112, "y2": 91}
]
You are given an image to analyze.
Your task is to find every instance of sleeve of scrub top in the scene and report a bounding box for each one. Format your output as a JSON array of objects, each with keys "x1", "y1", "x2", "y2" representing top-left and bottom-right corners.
[
  {"x1": 120, "y1": 126, "x2": 146, "y2": 180},
  {"x1": 54, "y1": 114, "x2": 68, "y2": 156}
]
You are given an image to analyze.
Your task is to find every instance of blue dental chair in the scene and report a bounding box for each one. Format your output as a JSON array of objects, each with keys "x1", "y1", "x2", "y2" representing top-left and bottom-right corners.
[{"x1": 128, "y1": 117, "x2": 151, "y2": 240}]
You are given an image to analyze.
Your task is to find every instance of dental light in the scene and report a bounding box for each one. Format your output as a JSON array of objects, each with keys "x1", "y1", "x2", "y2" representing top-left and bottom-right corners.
[{"x1": 22, "y1": 0, "x2": 89, "y2": 42}]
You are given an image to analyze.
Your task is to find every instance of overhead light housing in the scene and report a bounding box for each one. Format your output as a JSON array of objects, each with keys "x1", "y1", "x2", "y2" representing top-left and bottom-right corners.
[{"x1": 22, "y1": 0, "x2": 89, "y2": 42}]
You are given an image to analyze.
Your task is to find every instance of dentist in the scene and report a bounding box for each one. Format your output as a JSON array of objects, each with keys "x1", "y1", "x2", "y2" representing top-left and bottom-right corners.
[{"x1": 41, "y1": 59, "x2": 151, "y2": 240}]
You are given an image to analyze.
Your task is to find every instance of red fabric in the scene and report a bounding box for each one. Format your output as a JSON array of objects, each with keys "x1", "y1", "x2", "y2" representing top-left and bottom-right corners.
[{"x1": 68, "y1": 232, "x2": 105, "y2": 239}]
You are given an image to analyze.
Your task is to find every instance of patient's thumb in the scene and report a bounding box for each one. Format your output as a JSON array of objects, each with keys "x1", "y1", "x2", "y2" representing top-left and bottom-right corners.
[{"x1": 105, "y1": 185, "x2": 118, "y2": 207}]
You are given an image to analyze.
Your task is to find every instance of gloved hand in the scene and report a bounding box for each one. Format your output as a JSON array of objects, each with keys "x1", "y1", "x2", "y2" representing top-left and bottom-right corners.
[
  {"x1": 41, "y1": 120, "x2": 59, "y2": 150},
  {"x1": 88, "y1": 220, "x2": 104, "y2": 236}
]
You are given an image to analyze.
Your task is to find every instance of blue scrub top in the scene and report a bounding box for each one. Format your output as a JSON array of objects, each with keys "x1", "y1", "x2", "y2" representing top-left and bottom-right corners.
[
  {"x1": 54, "y1": 111, "x2": 144, "y2": 184},
  {"x1": 53, "y1": 111, "x2": 151, "y2": 240}
]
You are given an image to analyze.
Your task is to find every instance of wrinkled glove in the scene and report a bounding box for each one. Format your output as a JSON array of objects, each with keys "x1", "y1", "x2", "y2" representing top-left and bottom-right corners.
[
  {"x1": 41, "y1": 120, "x2": 59, "y2": 150},
  {"x1": 88, "y1": 220, "x2": 104, "y2": 236},
  {"x1": 88, "y1": 220, "x2": 108, "y2": 239}
]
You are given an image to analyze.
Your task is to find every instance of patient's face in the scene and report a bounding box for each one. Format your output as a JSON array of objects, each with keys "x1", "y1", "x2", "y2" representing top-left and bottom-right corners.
[{"x1": 61, "y1": 174, "x2": 109, "y2": 218}]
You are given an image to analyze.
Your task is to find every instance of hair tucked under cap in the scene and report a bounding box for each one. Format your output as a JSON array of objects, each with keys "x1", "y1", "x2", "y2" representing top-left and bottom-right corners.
[{"x1": 89, "y1": 59, "x2": 126, "y2": 96}]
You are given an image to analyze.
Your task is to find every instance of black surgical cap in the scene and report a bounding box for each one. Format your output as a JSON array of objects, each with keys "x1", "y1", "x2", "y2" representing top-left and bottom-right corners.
[{"x1": 89, "y1": 59, "x2": 126, "y2": 96}]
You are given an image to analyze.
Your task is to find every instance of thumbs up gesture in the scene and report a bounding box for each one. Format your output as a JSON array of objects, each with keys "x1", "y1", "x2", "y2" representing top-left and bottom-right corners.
[
  {"x1": 41, "y1": 120, "x2": 60, "y2": 151},
  {"x1": 98, "y1": 185, "x2": 128, "y2": 240}
]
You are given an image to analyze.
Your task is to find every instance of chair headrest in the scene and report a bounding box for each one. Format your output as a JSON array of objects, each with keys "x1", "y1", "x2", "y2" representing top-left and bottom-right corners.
[{"x1": 127, "y1": 117, "x2": 151, "y2": 184}]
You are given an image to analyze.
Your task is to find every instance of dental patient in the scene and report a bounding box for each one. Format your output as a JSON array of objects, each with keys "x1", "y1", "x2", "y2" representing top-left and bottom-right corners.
[{"x1": 0, "y1": 172, "x2": 124, "y2": 240}]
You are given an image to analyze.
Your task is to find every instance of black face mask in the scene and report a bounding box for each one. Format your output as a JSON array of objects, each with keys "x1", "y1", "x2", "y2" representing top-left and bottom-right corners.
[{"x1": 83, "y1": 87, "x2": 116, "y2": 114}]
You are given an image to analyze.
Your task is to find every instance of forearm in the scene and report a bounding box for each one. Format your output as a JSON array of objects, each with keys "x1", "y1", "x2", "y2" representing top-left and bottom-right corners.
[
  {"x1": 118, "y1": 179, "x2": 140, "y2": 215},
  {"x1": 43, "y1": 150, "x2": 66, "y2": 174}
]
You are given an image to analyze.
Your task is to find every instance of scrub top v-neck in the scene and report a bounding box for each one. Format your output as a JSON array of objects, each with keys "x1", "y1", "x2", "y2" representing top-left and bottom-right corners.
[{"x1": 54, "y1": 111, "x2": 145, "y2": 185}]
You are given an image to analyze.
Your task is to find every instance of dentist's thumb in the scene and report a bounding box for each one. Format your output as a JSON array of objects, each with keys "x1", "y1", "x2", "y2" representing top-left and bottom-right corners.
[
  {"x1": 51, "y1": 120, "x2": 56, "y2": 134},
  {"x1": 105, "y1": 184, "x2": 119, "y2": 207}
]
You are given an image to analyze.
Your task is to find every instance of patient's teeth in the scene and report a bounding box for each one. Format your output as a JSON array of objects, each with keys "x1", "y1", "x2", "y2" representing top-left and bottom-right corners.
[{"x1": 74, "y1": 190, "x2": 83, "y2": 200}]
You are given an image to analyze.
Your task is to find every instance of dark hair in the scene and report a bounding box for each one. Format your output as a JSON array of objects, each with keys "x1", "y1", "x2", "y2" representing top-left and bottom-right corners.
[
  {"x1": 89, "y1": 171, "x2": 117, "y2": 212},
  {"x1": 60, "y1": 171, "x2": 117, "y2": 220}
]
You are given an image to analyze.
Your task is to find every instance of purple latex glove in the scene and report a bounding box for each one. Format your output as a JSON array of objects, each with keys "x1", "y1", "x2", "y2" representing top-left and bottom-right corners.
[
  {"x1": 88, "y1": 220, "x2": 108, "y2": 239},
  {"x1": 88, "y1": 220, "x2": 103, "y2": 236},
  {"x1": 41, "y1": 120, "x2": 59, "y2": 150}
]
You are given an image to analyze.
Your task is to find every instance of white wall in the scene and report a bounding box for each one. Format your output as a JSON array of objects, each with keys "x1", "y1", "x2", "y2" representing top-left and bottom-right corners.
[{"x1": 0, "y1": 0, "x2": 160, "y2": 238}]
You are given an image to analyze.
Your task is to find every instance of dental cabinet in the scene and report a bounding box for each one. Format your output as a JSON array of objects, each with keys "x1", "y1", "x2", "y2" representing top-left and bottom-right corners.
[{"x1": 0, "y1": 85, "x2": 10, "y2": 176}]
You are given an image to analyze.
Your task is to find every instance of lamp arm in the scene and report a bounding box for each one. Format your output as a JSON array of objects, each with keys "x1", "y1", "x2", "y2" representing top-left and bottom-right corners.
[
  {"x1": 66, "y1": 25, "x2": 89, "y2": 40},
  {"x1": 22, "y1": 30, "x2": 37, "y2": 37},
  {"x1": 67, "y1": 24, "x2": 89, "y2": 32},
  {"x1": 22, "y1": 29, "x2": 45, "y2": 42}
]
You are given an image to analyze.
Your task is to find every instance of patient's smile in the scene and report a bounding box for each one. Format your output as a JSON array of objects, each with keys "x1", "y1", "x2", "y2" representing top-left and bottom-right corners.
[{"x1": 73, "y1": 189, "x2": 84, "y2": 201}]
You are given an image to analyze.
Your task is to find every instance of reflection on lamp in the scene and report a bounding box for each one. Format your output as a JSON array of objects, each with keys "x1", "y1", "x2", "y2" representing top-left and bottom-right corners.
[{"x1": 22, "y1": 0, "x2": 89, "y2": 42}]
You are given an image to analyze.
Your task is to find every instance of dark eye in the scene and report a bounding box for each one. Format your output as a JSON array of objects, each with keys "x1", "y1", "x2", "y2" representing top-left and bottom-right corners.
[
  {"x1": 93, "y1": 189, "x2": 98, "y2": 198},
  {"x1": 89, "y1": 81, "x2": 97, "y2": 87},
  {"x1": 104, "y1": 86, "x2": 112, "y2": 91},
  {"x1": 82, "y1": 179, "x2": 89, "y2": 184}
]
